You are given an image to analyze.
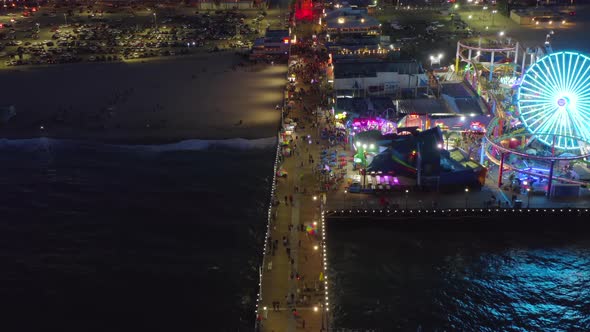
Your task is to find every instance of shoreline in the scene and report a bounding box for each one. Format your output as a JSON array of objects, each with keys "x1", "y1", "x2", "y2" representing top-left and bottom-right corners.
[
  {"x1": 0, "y1": 127, "x2": 281, "y2": 145},
  {"x1": 0, "y1": 136, "x2": 277, "y2": 150}
]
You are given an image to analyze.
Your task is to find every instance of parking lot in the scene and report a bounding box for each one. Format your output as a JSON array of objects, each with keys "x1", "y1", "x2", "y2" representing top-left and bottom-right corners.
[
  {"x1": 376, "y1": 5, "x2": 472, "y2": 68},
  {"x1": 0, "y1": 4, "x2": 289, "y2": 68},
  {"x1": 372, "y1": 3, "x2": 590, "y2": 69},
  {"x1": 457, "y1": 4, "x2": 590, "y2": 54}
]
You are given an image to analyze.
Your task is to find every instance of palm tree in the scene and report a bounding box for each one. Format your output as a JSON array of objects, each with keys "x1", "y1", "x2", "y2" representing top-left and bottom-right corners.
[
  {"x1": 443, "y1": 130, "x2": 452, "y2": 150},
  {"x1": 453, "y1": 137, "x2": 461, "y2": 150}
]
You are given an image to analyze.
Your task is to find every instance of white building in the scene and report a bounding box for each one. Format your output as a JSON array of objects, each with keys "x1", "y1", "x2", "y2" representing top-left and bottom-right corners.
[{"x1": 332, "y1": 59, "x2": 428, "y2": 97}]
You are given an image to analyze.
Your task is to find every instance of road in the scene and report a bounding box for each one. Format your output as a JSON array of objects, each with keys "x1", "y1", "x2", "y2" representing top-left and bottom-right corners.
[{"x1": 459, "y1": 4, "x2": 590, "y2": 54}]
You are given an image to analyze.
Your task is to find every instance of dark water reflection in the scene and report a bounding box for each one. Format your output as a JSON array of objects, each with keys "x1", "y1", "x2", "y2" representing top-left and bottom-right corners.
[
  {"x1": 329, "y1": 223, "x2": 590, "y2": 331},
  {"x1": 0, "y1": 139, "x2": 273, "y2": 331}
]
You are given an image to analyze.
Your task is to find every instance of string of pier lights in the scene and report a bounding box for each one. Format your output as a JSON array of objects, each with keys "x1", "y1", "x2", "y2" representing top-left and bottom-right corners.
[
  {"x1": 255, "y1": 137, "x2": 282, "y2": 316},
  {"x1": 313, "y1": 197, "x2": 331, "y2": 317},
  {"x1": 321, "y1": 210, "x2": 330, "y2": 316},
  {"x1": 326, "y1": 208, "x2": 590, "y2": 215}
]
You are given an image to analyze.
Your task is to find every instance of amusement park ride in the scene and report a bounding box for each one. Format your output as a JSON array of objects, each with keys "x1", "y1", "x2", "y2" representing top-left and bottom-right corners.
[
  {"x1": 475, "y1": 50, "x2": 589, "y2": 195},
  {"x1": 455, "y1": 36, "x2": 590, "y2": 196}
]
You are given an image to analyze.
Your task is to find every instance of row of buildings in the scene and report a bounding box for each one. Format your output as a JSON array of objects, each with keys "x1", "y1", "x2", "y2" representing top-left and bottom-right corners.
[{"x1": 320, "y1": 4, "x2": 489, "y2": 190}]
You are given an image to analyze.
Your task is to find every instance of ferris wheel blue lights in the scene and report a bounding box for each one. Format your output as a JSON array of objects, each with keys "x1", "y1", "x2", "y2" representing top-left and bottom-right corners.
[{"x1": 517, "y1": 51, "x2": 590, "y2": 150}]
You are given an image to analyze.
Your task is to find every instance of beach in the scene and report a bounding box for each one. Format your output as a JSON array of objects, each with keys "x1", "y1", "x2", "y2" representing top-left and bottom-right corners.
[{"x1": 0, "y1": 52, "x2": 287, "y2": 142}]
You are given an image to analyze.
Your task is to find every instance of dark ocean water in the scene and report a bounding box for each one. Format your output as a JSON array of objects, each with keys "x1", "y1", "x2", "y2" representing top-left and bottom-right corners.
[
  {"x1": 329, "y1": 222, "x2": 590, "y2": 332},
  {"x1": 0, "y1": 138, "x2": 274, "y2": 331}
]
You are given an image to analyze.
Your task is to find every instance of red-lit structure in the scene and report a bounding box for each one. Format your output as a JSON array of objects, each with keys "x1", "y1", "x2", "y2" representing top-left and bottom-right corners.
[{"x1": 294, "y1": 0, "x2": 313, "y2": 21}]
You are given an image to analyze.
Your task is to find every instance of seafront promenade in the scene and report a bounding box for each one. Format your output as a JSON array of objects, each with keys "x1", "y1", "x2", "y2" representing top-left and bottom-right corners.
[{"x1": 257, "y1": 77, "x2": 329, "y2": 331}]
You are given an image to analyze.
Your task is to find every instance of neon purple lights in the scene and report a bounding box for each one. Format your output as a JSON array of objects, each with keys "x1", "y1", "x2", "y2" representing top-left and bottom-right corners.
[{"x1": 350, "y1": 117, "x2": 397, "y2": 135}]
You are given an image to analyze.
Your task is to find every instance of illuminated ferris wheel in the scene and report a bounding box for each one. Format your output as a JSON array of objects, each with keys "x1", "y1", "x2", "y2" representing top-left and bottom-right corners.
[{"x1": 518, "y1": 51, "x2": 590, "y2": 150}]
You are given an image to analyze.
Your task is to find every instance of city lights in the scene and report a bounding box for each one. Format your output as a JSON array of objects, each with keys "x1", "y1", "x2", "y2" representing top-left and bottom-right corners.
[{"x1": 430, "y1": 53, "x2": 443, "y2": 66}]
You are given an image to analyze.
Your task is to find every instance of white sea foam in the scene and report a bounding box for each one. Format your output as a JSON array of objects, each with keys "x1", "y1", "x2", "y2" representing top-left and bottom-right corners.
[
  {"x1": 0, "y1": 137, "x2": 277, "y2": 152},
  {"x1": 135, "y1": 137, "x2": 277, "y2": 152}
]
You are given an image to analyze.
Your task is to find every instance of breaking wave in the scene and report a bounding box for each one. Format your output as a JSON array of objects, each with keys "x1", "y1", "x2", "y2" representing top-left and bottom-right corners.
[{"x1": 0, "y1": 137, "x2": 277, "y2": 152}]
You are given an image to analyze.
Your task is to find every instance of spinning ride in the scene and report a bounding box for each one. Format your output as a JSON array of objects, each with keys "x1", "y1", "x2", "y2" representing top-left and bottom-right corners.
[
  {"x1": 485, "y1": 51, "x2": 590, "y2": 194},
  {"x1": 518, "y1": 51, "x2": 590, "y2": 150}
]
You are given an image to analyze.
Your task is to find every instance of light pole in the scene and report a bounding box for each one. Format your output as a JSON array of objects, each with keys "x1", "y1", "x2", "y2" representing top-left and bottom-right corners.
[
  {"x1": 492, "y1": 9, "x2": 497, "y2": 27},
  {"x1": 430, "y1": 53, "x2": 443, "y2": 67},
  {"x1": 527, "y1": 188, "x2": 531, "y2": 208},
  {"x1": 545, "y1": 30, "x2": 554, "y2": 44},
  {"x1": 464, "y1": 187, "x2": 469, "y2": 208},
  {"x1": 498, "y1": 31, "x2": 505, "y2": 45},
  {"x1": 153, "y1": 12, "x2": 157, "y2": 30},
  {"x1": 405, "y1": 189, "x2": 409, "y2": 210},
  {"x1": 63, "y1": 13, "x2": 67, "y2": 26}
]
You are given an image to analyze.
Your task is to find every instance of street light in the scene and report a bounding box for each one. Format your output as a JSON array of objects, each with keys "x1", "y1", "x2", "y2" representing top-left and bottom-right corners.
[
  {"x1": 405, "y1": 189, "x2": 409, "y2": 210},
  {"x1": 527, "y1": 188, "x2": 531, "y2": 208},
  {"x1": 63, "y1": 13, "x2": 67, "y2": 26},
  {"x1": 153, "y1": 12, "x2": 157, "y2": 30},
  {"x1": 545, "y1": 30, "x2": 555, "y2": 44},
  {"x1": 499, "y1": 31, "x2": 505, "y2": 37},
  {"x1": 492, "y1": 9, "x2": 497, "y2": 26},
  {"x1": 481, "y1": 6, "x2": 488, "y2": 20},
  {"x1": 430, "y1": 53, "x2": 443, "y2": 67},
  {"x1": 464, "y1": 187, "x2": 469, "y2": 208}
]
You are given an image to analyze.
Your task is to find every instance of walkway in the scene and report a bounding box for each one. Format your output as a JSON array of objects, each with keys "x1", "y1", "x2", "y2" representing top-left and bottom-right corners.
[{"x1": 258, "y1": 81, "x2": 328, "y2": 331}]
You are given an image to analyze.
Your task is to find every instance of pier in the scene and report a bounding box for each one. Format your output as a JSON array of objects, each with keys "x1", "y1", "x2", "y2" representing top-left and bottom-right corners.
[{"x1": 256, "y1": 59, "x2": 330, "y2": 330}]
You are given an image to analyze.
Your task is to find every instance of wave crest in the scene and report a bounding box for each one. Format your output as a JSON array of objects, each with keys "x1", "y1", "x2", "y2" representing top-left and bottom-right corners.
[{"x1": 0, "y1": 137, "x2": 278, "y2": 152}]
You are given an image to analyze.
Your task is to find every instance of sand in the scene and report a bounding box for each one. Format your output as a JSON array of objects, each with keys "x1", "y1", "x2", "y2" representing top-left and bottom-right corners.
[{"x1": 0, "y1": 52, "x2": 287, "y2": 143}]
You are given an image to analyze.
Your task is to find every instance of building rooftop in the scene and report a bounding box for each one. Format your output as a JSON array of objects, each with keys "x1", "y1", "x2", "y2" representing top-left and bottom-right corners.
[
  {"x1": 368, "y1": 96, "x2": 394, "y2": 112},
  {"x1": 441, "y1": 82, "x2": 474, "y2": 98},
  {"x1": 334, "y1": 0, "x2": 374, "y2": 7},
  {"x1": 396, "y1": 99, "x2": 448, "y2": 115},
  {"x1": 335, "y1": 97, "x2": 369, "y2": 114},
  {"x1": 262, "y1": 29, "x2": 290, "y2": 43},
  {"x1": 327, "y1": 36, "x2": 380, "y2": 47},
  {"x1": 333, "y1": 59, "x2": 423, "y2": 78},
  {"x1": 325, "y1": 7, "x2": 380, "y2": 30}
]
